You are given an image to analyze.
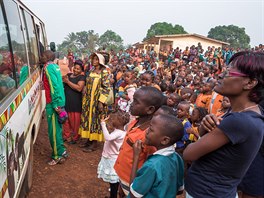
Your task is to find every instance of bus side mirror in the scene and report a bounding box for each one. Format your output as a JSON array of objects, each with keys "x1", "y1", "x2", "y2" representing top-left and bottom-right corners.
[{"x1": 50, "y1": 42, "x2": 56, "y2": 52}]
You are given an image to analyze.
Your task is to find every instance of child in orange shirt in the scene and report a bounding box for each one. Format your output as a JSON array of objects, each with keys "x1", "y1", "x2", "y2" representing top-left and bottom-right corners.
[
  {"x1": 195, "y1": 81, "x2": 214, "y2": 110},
  {"x1": 114, "y1": 87, "x2": 165, "y2": 196}
]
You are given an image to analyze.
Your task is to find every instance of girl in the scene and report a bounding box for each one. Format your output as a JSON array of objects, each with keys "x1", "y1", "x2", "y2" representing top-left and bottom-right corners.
[
  {"x1": 63, "y1": 60, "x2": 85, "y2": 144},
  {"x1": 188, "y1": 107, "x2": 208, "y2": 142},
  {"x1": 117, "y1": 71, "x2": 137, "y2": 112},
  {"x1": 98, "y1": 110, "x2": 130, "y2": 198},
  {"x1": 184, "y1": 51, "x2": 264, "y2": 198},
  {"x1": 140, "y1": 70, "x2": 161, "y2": 90}
]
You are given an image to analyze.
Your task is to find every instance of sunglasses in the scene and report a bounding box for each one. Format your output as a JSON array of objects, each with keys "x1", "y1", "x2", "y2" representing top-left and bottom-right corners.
[{"x1": 222, "y1": 70, "x2": 249, "y2": 78}]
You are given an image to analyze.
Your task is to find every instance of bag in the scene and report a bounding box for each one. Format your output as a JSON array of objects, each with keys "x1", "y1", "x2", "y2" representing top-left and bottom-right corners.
[
  {"x1": 57, "y1": 107, "x2": 68, "y2": 124},
  {"x1": 101, "y1": 71, "x2": 114, "y2": 105},
  {"x1": 106, "y1": 87, "x2": 114, "y2": 105}
]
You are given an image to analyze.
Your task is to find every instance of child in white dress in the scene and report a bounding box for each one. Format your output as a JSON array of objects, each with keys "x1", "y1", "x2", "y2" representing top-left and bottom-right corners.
[{"x1": 97, "y1": 110, "x2": 130, "y2": 198}]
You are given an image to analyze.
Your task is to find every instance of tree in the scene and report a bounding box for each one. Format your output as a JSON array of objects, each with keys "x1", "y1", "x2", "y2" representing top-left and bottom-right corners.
[
  {"x1": 98, "y1": 30, "x2": 124, "y2": 51},
  {"x1": 86, "y1": 30, "x2": 99, "y2": 54},
  {"x1": 76, "y1": 30, "x2": 99, "y2": 54},
  {"x1": 57, "y1": 30, "x2": 99, "y2": 56},
  {"x1": 57, "y1": 32, "x2": 78, "y2": 56},
  {"x1": 208, "y1": 25, "x2": 250, "y2": 48},
  {"x1": 144, "y1": 22, "x2": 187, "y2": 40}
]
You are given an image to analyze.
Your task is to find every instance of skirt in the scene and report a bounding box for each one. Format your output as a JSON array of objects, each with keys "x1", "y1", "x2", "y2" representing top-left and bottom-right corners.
[{"x1": 97, "y1": 156, "x2": 119, "y2": 183}]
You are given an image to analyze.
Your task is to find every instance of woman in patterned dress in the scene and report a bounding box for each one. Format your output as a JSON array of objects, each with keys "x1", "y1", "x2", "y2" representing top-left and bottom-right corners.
[{"x1": 79, "y1": 53, "x2": 110, "y2": 152}]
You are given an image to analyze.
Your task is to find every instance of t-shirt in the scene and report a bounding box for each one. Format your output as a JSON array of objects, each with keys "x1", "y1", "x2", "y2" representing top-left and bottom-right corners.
[
  {"x1": 176, "y1": 118, "x2": 192, "y2": 148},
  {"x1": 64, "y1": 73, "x2": 85, "y2": 112},
  {"x1": 185, "y1": 110, "x2": 264, "y2": 198},
  {"x1": 114, "y1": 119, "x2": 156, "y2": 183},
  {"x1": 128, "y1": 146, "x2": 184, "y2": 198}
]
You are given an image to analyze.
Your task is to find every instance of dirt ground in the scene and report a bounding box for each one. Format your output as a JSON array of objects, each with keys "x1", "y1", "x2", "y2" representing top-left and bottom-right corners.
[{"x1": 28, "y1": 117, "x2": 108, "y2": 198}]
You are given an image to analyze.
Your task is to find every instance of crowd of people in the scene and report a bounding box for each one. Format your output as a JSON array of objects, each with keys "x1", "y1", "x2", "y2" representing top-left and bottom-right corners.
[{"x1": 41, "y1": 43, "x2": 264, "y2": 198}]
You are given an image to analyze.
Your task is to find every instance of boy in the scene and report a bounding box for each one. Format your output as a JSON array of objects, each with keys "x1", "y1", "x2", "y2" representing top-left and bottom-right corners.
[
  {"x1": 176, "y1": 101, "x2": 192, "y2": 153},
  {"x1": 114, "y1": 87, "x2": 165, "y2": 196},
  {"x1": 195, "y1": 81, "x2": 213, "y2": 110},
  {"x1": 128, "y1": 114, "x2": 184, "y2": 198}
]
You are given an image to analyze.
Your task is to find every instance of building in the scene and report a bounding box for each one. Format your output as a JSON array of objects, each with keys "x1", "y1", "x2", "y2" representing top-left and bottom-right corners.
[{"x1": 133, "y1": 33, "x2": 229, "y2": 52}]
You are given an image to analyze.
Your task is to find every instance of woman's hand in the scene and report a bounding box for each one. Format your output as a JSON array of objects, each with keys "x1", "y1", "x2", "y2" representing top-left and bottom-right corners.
[
  {"x1": 98, "y1": 102, "x2": 104, "y2": 112},
  {"x1": 62, "y1": 75, "x2": 69, "y2": 84},
  {"x1": 82, "y1": 86, "x2": 87, "y2": 95},
  {"x1": 199, "y1": 114, "x2": 222, "y2": 136}
]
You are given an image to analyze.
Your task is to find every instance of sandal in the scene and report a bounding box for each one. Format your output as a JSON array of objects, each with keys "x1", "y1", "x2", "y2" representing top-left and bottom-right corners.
[
  {"x1": 82, "y1": 147, "x2": 96, "y2": 153},
  {"x1": 47, "y1": 158, "x2": 65, "y2": 166},
  {"x1": 62, "y1": 150, "x2": 69, "y2": 159}
]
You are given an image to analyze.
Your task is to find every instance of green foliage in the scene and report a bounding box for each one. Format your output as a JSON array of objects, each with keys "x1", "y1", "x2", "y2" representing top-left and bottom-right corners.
[
  {"x1": 208, "y1": 25, "x2": 250, "y2": 48},
  {"x1": 144, "y1": 22, "x2": 187, "y2": 40},
  {"x1": 57, "y1": 30, "x2": 99, "y2": 57},
  {"x1": 98, "y1": 30, "x2": 124, "y2": 51}
]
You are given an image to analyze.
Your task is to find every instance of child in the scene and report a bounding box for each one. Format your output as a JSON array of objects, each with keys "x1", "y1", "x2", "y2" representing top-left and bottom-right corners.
[
  {"x1": 154, "y1": 105, "x2": 176, "y2": 117},
  {"x1": 167, "y1": 92, "x2": 182, "y2": 113},
  {"x1": 175, "y1": 76, "x2": 184, "y2": 94},
  {"x1": 189, "y1": 75, "x2": 201, "y2": 94},
  {"x1": 195, "y1": 81, "x2": 213, "y2": 110},
  {"x1": 189, "y1": 107, "x2": 208, "y2": 142},
  {"x1": 140, "y1": 71, "x2": 161, "y2": 90},
  {"x1": 128, "y1": 114, "x2": 184, "y2": 198},
  {"x1": 180, "y1": 87, "x2": 196, "y2": 115},
  {"x1": 98, "y1": 110, "x2": 130, "y2": 198},
  {"x1": 62, "y1": 60, "x2": 85, "y2": 144},
  {"x1": 216, "y1": 96, "x2": 231, "y2": 117},
  {"x1": 175, "y1": 101, "x2": 192, "y2": 154},
  {"x1": 114, "y1": 87, "x2": 165, "y2": 196},
  {"x1": 117, "y1": 71, "x2": 137, "y2": 112}
]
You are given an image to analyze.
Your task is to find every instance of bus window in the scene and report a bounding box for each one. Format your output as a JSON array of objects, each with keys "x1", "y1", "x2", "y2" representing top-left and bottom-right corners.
[
  {"x1": 35, "y1": 23, "x2": 44, "y2": 56},
  {"x1": 21, "y1": 9, "x2": 39, "y2": 73},
  {"x1": 0, "y1": 0, "x2": 26, "y2": 101}
]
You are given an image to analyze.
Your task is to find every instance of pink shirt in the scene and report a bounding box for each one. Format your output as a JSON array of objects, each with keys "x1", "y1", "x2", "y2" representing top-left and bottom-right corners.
[{"x1": 101, "y1": 122, "x2": 126, "y2": 159}]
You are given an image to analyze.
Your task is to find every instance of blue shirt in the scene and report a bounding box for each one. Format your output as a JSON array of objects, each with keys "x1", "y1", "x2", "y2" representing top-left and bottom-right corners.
[
  {"x1": 176, "y1": 118, "x2": 192, "y2": 148},
  {"x1": 185, "y1": 110, "x2": 264, "y2": 198},
  {"x1": 128, "y1": 146, "x2": 184, "y2": 198}
]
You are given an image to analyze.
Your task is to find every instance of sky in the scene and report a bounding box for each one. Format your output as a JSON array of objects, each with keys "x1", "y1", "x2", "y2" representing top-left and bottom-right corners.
[{"x1": 22, "y1": 0, "x2": 264, "y2": 47}]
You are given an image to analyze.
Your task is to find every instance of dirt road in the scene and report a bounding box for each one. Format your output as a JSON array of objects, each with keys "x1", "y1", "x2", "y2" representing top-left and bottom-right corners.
[{"x1": 28, "y1": 117, "x2": 108, "y2": 198}]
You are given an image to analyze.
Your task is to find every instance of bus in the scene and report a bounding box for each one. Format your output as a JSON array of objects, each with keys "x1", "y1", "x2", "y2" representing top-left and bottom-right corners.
[{"x1": 0, "y1": 0, "x2": 47, "y2": 197}]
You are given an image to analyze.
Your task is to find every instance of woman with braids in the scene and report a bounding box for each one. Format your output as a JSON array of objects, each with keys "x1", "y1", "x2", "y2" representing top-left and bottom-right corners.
[
  {"x1": 140, "y1": 70, "x2": 161, "y2": 90},
  {"x1": 183, "y1": 51, "x2": 264, "y2": 198}
]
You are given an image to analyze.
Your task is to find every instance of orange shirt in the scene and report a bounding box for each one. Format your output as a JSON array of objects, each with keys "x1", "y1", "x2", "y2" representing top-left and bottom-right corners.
[
  {"x1": 114, "y1": 119, "x2": 156, "y2": 183},
  {"x1": 195, "y1": 93, "x2": 212, "y2": 110},
  {"x1": 208, "y1": 92, "x2": 223, "y2": 115}
]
